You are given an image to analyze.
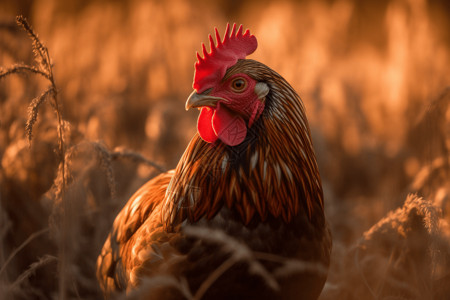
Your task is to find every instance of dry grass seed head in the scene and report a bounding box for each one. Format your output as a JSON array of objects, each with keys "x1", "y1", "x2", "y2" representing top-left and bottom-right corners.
[
  {"x1": 16, "y1": 15, "x2": 52, "y2": 76},
  {"x1": 354, "y1": 194, "x2": 444, "y2": 299},
  {"x1": 50, "y1": 141, "x2": 116, "y2": 209},
  {"x1": 25, "y1": 87, "x2": 54, "y2": 145}
]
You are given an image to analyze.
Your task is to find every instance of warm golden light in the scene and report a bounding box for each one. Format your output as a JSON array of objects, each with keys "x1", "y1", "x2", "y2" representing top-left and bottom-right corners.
[{"x1": 0, "y1": 0, "x2": 448, "y2": 299}]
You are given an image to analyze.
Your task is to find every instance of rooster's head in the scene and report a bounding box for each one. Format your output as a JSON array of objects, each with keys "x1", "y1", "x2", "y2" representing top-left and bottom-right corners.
[{"x1": 186, "y1": 24, "x2": 269, "y2": 146}]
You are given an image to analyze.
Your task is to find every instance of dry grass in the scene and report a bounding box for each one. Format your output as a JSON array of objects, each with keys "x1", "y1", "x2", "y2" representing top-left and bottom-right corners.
[
  {"x1": 322, "y1": 194, "x2": 450, "y2": 299},
  {"x1": 0, "y1": 0, "x2": 449, "y2": 299}
]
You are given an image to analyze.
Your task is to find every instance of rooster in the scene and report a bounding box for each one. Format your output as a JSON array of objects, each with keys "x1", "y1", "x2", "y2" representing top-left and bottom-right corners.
[{"x1": 97, "y1": 24, "x2": 331, "y2": 300}]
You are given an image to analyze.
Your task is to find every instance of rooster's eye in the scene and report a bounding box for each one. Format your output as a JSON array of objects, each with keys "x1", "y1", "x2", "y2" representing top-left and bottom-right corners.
[{"x1": 231, "y1": 78, "x2": 247, "y2": 93}]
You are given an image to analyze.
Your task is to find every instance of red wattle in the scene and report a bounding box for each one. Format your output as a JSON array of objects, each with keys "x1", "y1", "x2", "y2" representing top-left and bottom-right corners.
[
  {"x1": 197, "y1": 103, "x2": 248, "y2": 146},
  {"x1": 198, "y1": 107, "x2": 218, "y2": 143},
  {"x1": 212, "y1": 103, "x2": 247, "y2": 146}
]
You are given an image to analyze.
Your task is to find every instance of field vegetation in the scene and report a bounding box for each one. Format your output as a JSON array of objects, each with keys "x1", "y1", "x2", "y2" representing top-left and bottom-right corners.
[{"x1": 0, "y1": 0, "x2": 449, "y2": 299}]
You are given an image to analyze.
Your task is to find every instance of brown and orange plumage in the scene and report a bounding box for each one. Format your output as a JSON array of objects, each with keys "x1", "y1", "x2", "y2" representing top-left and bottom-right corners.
[{"x1": 97, "y1": 24, "x2": 331, "y2": 300}]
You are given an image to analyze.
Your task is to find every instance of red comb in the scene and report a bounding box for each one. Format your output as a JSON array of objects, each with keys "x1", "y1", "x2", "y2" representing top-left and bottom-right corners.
[{"x1": 193, "y1": 23, "x2": 257, "y2": 93}]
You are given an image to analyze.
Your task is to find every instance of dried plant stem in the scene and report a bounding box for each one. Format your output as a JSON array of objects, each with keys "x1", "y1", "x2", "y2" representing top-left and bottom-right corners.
[
  {"x1": 56, "y1": 104, "x2": 68, "y2": 300},
  {"x1": 49, "y1": 50, "x2": 68, "y2": 300},
  {"x1": 9, "y1": 255, "x2": 57, "y2": 291},
  {"x1": 354, "y1": 244, "x2": 378, "y2": 300},
  {"x1": 112, "y1": 147, "x2": 166, "y2": 173},
  {"x1": 0, "y1": 228, "x2": 50, "y2": 278},
  {"x1": 193, "y1": 256, "x2": 236, "y2": 300},
  {"x1": 0, "y1": 64, "x2": 50, "y2": 80},
  {"x1": 69, "y1": 141, "x2": 118, "y2": 200},
  {"x1": 14, "y1": 15, "x2": 68, "y2": 300},
  {"x1": 185, "y1": 227, "x2": 279, "y2": 299}
]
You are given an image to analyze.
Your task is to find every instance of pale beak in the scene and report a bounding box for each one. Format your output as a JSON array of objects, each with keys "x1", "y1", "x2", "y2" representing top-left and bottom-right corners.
[{"x1": 185, "y1": 90, "x2": 228, "y2": 111}]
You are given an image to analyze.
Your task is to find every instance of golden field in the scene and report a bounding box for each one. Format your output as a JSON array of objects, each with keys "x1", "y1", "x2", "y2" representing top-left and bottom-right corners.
[{"x1": 0, "y1": 0, "x2": 449, "y2": 299}]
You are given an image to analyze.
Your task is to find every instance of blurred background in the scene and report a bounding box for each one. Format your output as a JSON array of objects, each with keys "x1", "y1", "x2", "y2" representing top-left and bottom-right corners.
[{"x1": 0, "y1": 0, "x2": 449, "y2": 299}]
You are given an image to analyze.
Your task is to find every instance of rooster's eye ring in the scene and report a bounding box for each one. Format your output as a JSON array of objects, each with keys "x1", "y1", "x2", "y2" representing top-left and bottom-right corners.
[{"x1": 231, "y1": 78, "x2": 247, "y2": 92}]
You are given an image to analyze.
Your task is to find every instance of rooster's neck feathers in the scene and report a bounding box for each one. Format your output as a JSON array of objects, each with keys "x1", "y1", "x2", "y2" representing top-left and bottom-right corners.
[{"x1": 163, "y1": 60, "x2": 323, "y2": 227}]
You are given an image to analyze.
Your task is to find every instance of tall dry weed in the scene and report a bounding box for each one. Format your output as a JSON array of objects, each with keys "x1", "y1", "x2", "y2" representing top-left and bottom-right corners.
[{"x1": 0, "y1": 16, "x2": 163, "y2": 299}]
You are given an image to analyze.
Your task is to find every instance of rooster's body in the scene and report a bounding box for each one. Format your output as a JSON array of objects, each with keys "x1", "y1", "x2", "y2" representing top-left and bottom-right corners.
[{"x1": 97, "y1": 25, "x2": 331, "y2": 300}]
